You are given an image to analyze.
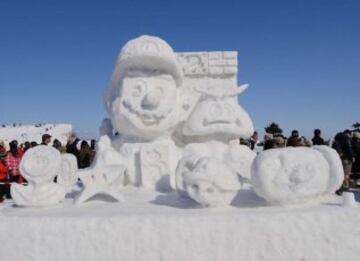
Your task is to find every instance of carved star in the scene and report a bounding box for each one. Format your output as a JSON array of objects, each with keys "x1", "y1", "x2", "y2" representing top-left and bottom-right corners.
[{"x1": 75, "y1": 136, "x2": 126, "y2": 205}]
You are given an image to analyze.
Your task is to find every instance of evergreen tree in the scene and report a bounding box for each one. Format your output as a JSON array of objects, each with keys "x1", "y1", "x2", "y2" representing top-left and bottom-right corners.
[
  {"x1": 353, "y1": 122, "x2": 360, "y2": 131},
  {"x1": 264, "y1": 122, "x2": 283, "y2": 136}
]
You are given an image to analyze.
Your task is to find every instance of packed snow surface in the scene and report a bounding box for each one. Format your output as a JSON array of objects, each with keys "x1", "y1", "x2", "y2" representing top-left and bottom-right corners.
[
  {"x1": 0, "y1": 123, "x2": 72, "y2": 146},
  {"x1": 1, "y1": 186, "x2": 359, "y2": 261}
]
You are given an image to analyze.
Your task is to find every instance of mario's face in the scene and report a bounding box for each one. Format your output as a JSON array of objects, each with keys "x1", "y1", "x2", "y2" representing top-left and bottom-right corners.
[{"x1": 110, "y1": 72, "x2": 179, "y2": 139}]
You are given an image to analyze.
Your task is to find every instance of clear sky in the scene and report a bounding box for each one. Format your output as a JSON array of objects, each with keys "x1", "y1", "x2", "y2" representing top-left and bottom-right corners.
[{"x1": 1, "y1": 0, "x2": 359, "y2": 139}]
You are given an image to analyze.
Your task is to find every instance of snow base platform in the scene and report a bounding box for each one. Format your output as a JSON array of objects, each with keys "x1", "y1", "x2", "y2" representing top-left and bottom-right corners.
[{"x1": 1, "y1": 187, "x2": 360, "y2": 261}]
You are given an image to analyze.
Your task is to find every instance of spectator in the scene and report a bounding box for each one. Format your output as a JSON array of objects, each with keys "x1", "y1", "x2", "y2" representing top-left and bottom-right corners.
[
  {"x1": 30, "y1": 141, "x2": 38, "y2": 147},
  {"x1": 41, "y1": 134, "x2": 52, "y2": 145},
  {"x1": 273, "y1": 136, "x2": 286, "y2": 148},
  {"x1": 0, "y1": 141, "x2": 6, "y2": 154},
  {"x1": 5, "y1": 140, "x2": 25, "y2": 184},
  {"x1": 24, "y1": 141, "x2": 32, "y2": 152},
  {"x1": 239, "y1": 138, "x2": 249, "y2": 146},
  {"x1": 66, "y1": 135, "x2": 80, "y2": 158},
  {"x1": 90, "y1": 139, "x2": 96, "y2": 151},
  {"x1": 332, "y1": 130, "x2": 355, "y2": 192},
  {"x1": 0, "y1": 149, "x2": 11, "y2": 201},
  {"x1": 249, "y1": 131, "x2": 259, "y2": 150},
  {"x1": 286, "y1": 130, "x2": 305, "y2": 147},
  {"x1": 0, "y1": 146, "x2": 8, "y2": 180},
  {"x1": 312, "y1": 129, "x2": 325, "y2": 145},
  {"x1": 263, "y1": 134, "x2": 275, "y2": 150},
  {"x1": 352, "y1": 131, "x2": 360, "y2": 174},
  {"x1": 78, "y1": 141, "x2": 95, "y2": 169},
  {"x1": 53, "y1": 139, "x2": 66, "y2": 153}
]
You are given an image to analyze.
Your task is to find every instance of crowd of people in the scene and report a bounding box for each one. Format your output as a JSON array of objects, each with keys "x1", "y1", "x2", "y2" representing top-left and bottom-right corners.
[
  {"x1": 243, "y1": 128, "x2": 360, "y2": 193},
  {"x1": 0, "y1": 134, "x2": 96, "y2": 201}
]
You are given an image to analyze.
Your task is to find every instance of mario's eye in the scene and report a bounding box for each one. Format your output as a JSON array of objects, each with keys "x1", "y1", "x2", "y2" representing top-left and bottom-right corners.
[
  {"x1": 132, "y1": 80, "x2": 147, "y2": 97},
  {"x1": 152, "y1": 86, "x2": 164, "y2": 97}
]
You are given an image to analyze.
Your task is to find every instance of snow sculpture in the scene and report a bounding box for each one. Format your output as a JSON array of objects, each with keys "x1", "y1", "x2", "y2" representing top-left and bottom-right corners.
[
  {"x1": 182, "y1": 157, "x2": 241, "y2": 207},
  {"x1": 75, "y1": 136, "x2": 126, "y2": 205},
  {"x1": 251, "y1": 146, "x2": 344, "y2": 205},
  {"x1": 11, "y1": 145, "x2": 66, "y2": 207},
  {"x1": 312, "y1": 145, "x2": 344, "y2": 193},
  {"x1": 100, "y1": 35, "x2": 256, "y2": 195},
  {"x1": 171, "y1": 47, "x2": 255, "y2": 206},
  {"x1": 104, "y1": 35, "x2": 183, "y2": 140},
  {"x1": 57, "y1": 153, "x2": 78, "y2": 192},
  {"x1": 175, "y1": 142, "x2": 255, "y2": 206},
  {"x1": 103, "y1": 35, "x2": 185, "y2": 190},
  {"x1": 182, "y1": 84, "x2": 254, "y2": 142}
]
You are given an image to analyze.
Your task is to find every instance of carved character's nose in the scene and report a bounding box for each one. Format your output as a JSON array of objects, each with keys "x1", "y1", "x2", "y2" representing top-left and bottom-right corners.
[
  {"x1": 212, "y1": 104, "x2": 224, "y2": 117},
  {"x1": 141, "y1": 91, "x2": 160, "y2": 110}
]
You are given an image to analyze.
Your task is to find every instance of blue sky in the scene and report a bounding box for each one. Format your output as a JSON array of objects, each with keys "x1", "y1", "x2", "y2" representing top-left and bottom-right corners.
[{"x1": 1, "y1": 0, "x2": 359, "y2": 139}]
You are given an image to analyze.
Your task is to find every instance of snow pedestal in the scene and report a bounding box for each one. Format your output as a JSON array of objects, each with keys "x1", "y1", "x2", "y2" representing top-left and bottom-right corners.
[{"x1": 1, "y1": 190, "x2": 360, "y2": 261}]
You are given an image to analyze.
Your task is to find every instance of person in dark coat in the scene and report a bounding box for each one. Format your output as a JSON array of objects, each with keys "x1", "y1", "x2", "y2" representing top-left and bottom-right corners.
[
  {"x1": 351, "y1": 131, "x2": 360, "y2": 174},
  {"x1": 53, "y1": 139, "x2": 66, "y2": 153},
  {"x1": 333, "y1": 130, "x2": 355, "y2": 192},
  {"x1": 286, "y1": 130, "x2": 304, "y2": 147},
  {"x1": 249, "y1": 131, "x2": 259, "y2": 150},
  {"x1": 23, "y1": 141, "x2": 32, "y2": 152},
  {"x1": 78, "y1": 141, "x2": 95, "y2": 169},
  {"x1": 263, "y1": 134, "x2": 274, "y2": 150},
  {"x1": 312, "y1": 129, "x2": 325, "y2": 145},
  {"x1": 66, "y1": 136, "x2": 81, "y2": 162}
]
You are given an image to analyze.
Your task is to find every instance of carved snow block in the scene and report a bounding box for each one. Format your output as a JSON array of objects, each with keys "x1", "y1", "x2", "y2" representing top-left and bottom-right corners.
[{"x1": 140, "y1": 144, "x2": 170, "y2": 191}]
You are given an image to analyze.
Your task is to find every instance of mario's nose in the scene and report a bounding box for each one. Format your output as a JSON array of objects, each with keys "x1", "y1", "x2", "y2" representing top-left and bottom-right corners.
[{"x1": 141, "y1": 91, "x2": 160, "y2": 110}]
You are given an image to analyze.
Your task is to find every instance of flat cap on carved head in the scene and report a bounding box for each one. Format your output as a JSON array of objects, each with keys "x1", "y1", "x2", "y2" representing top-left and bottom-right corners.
[{"x1": 111, "y1": 35, "x2": 184, "y2": 87}]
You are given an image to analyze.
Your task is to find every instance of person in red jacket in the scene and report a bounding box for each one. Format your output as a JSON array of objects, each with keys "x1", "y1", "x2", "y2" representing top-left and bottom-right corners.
[
  {"x1": 5, "y1": 140, "x2": 25, "y2": 184},
  {"x1": 0, "y1": 156, "x2": 7, "y2": 180},
  {"x1": 0, "y1": 147, "x2": 11, "y2": 201},
  {"x1": 0, "y1": 143, "x2": 8, "y2": 179}
]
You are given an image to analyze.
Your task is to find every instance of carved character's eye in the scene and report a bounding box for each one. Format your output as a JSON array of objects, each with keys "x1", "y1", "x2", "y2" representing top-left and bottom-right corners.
[
  {"x1": 132, "y1": 85, "x2": 143, "y2": 97},
  {"x1": 131, "y1": 80, "x2": 147, "y2": 97},
  {"x1": 206, "y1": 187, "x2": 214, "y2": 194},
  {"x1": 191, "y1": 184, "x2": 199, "y2": 192},
  {"x1": 153, "y1": 86, "x2": 164, "y2": 97}
]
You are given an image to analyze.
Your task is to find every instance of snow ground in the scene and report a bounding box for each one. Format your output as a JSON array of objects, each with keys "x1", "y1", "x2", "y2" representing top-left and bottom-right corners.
[
  {"x1": 0, "y1": 123, "x2": 72, "y2": 146},
  {"x1": 0, "y1": 185, "x2": 360, "y2": 261}
]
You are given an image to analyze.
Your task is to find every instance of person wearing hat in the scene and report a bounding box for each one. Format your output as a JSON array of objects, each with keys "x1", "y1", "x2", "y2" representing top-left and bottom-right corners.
[
  {"x1": 41, "y1": 134, "x2": 52, "y2": 145},
  {"x1": 286, "y1": 130, "x2": 305, "y2": 147},
  {"x1": 312, "y1": 128, "x2": 325, "y2": 145},
  {"x1": 5, "y1": 140, "x2": 25, "y2": 184}
]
